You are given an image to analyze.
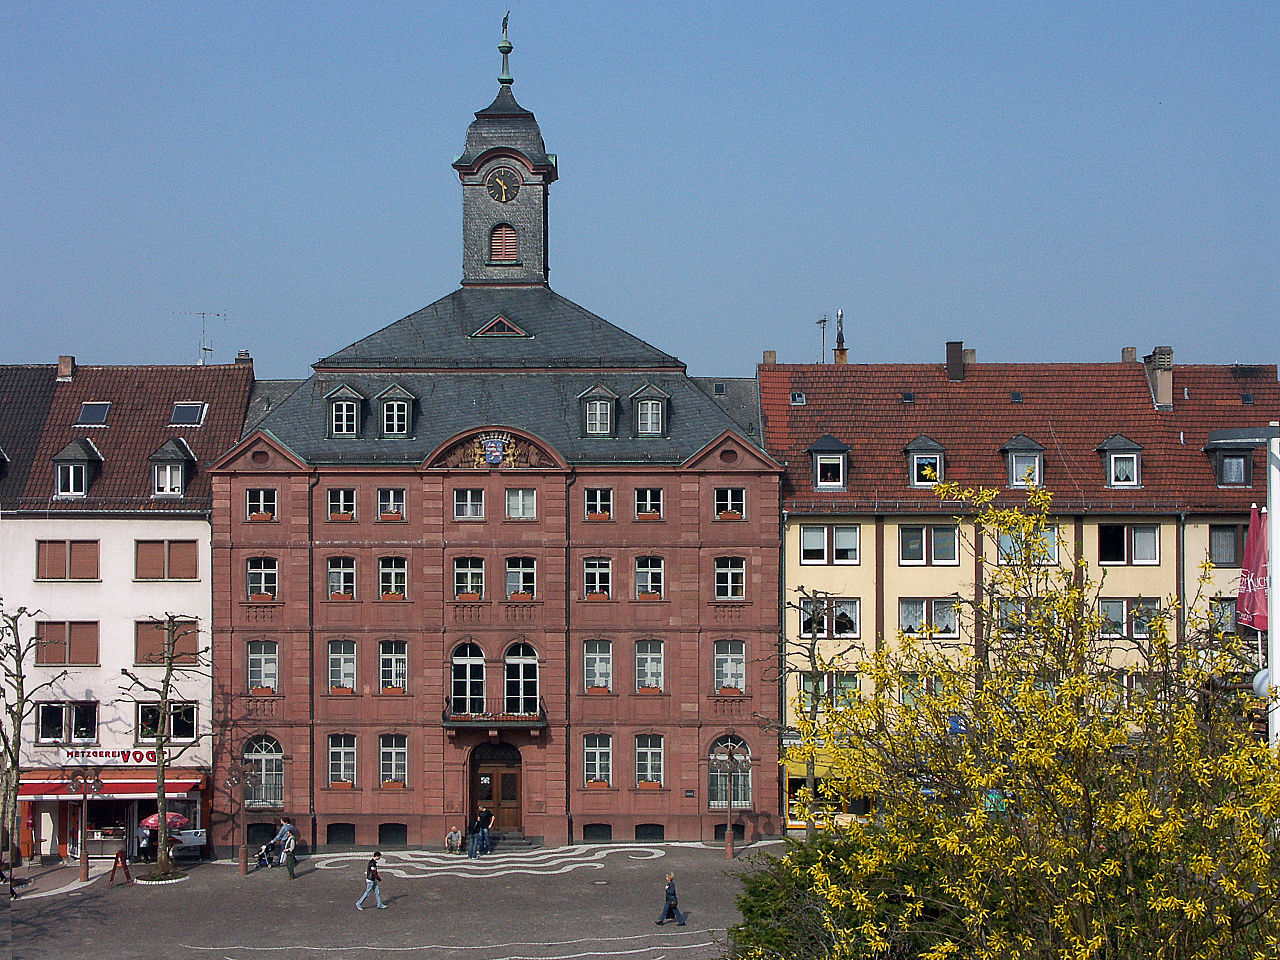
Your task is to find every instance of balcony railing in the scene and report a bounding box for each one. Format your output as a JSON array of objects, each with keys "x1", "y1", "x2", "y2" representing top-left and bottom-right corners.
[{"x1": 441, "y1": 697, "x2": 548, "y2": 729}]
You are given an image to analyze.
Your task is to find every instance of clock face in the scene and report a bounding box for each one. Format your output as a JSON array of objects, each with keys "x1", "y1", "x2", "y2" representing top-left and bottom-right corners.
[{"x1": 485, "y1": 167, "x2": 521, "y2": 203}]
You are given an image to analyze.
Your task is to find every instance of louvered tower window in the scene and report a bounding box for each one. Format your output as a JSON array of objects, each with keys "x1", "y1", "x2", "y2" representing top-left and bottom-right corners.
[{"x1": 490, "y1": 223, "x2": 518, "y2": 262}]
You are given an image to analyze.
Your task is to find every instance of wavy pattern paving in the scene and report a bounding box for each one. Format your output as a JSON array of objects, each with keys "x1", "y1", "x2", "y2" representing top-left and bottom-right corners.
[{"x1": 309, "y1": 844, "x2": 666, "y2": 879}]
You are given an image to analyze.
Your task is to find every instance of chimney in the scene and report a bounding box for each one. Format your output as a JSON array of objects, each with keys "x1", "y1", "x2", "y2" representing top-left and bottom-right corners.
[
  {"x1": 762, "y1": 350, "x2": 777, "y2": 365},
  {"x1": 962, "y1": 348, "x2": 976, "y2": 365},
  {"x1": 1143, "y1": 345, "x2": 1174, "y2": 409},
  {"x1": 945, "y1": 341, "x2": 965, "y2": 381},
  {"x1": 235, "y1": 349, "x2": 253, "y2": 365},
  {"x1": 833, "y1": 309, "x2": 848, "y2": 365},
  {"x1": 1121, "y1": 346, "x2": 1137, "y2": 362},
  {"x1": 57, "y1": 355, "x2": 75, "y2": 381}
]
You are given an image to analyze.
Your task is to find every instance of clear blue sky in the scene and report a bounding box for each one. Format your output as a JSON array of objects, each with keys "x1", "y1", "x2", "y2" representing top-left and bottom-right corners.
[{"x1": 4, "y1": 2, "x2": 1277, "y2": 380}]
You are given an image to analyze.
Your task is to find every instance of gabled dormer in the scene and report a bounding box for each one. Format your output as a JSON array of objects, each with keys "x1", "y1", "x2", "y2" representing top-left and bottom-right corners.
[
  {"x1": 52, "y1": 438, "x2": 103, "y2": 498},
  {"x1": 325, "y1": 384, "x2": 366, "y2": 438},
  {"x1": 149, "y1": 437, "x2": 195, "y2": 498},
  {"x1": 374, "y1": 383, "x2": 416, "y2": 439},
  {"x1": 1000, "y1": 434, "x2": 1045, "y2": 488},
  {"x1": 470, "y1": 314, "x2": 531, "y2": 338},
  {"x1": 807, "y1": 434, "x2": 850, "y2": 491},
  {"x1": 577, "y1": 384, "x2": 619, "y2": 439},
  {"x1": 629, "y1": 383, "x2": 671, "y2": 438},
  {"x1": 905, "y1": 435, "x2": 945, "y2": 486},
  {"x1": 1096, "y1": 434, "x2": 1142, "y2": 488}
]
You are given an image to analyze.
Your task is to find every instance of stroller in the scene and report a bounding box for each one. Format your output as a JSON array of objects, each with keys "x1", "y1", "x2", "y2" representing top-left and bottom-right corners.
[{"x1": 254, "y1": 841, "x2": 276, "y2": 870}]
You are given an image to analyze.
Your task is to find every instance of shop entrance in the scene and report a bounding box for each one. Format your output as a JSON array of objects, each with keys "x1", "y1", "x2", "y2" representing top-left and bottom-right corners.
[{"x1": 470, "y1": 741, "x2": 522, "y2": 834}]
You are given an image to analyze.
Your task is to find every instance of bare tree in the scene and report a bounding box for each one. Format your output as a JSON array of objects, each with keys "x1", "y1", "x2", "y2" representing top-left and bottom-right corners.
[
  {"x1": 119, "y1": 613, "x2": 207, "y2": 877},
  {"x1": 0, "y1": 600, "x2": 66, "y2": 865}
]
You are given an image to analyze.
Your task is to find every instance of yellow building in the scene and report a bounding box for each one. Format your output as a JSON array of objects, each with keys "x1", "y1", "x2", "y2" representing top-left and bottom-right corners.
[{"x1": 759, "y1": 341, "x2": 1278, "y2": 827}]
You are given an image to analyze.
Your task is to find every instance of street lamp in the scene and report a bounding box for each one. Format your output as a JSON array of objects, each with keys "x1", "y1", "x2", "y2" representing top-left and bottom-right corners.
[
  {"x1": 710, "y1": 738, "x2": 749, "y2": 859},
  {"x1": 64, "y1": 769, "x2": 104, "y2": 883},
  {"x1": 223, "y1": 763, "x2": 260, "y2": 876}
]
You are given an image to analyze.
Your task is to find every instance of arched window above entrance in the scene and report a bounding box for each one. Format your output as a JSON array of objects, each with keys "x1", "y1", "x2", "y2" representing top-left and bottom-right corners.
[
  {"x1": 242, "y1": 735, "x2": 284, "y2": 807},
  {"x1": 504, "y1": 643, "x2": 539, "y2": 714},
  {"x1": 708, "y1": 734, "x2": 751, "y2": 809}
]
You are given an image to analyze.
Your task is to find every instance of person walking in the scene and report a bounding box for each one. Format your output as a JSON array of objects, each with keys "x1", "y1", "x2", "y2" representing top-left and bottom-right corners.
[
  {"x1": 655, "y1": 871, "x2": 686, "y2": 926},
  {"x1": 355, "y1": 851, "x2": 387, "y2": 910},
  {"x1": 269, "y1": 817, "x2": 298, "y2": 868},
  {"x1": 281, "y1": 829, "x2": 297, "y2": 879}
]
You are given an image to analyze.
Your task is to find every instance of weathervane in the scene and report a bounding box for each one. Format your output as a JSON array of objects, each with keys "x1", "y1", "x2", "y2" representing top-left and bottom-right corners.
[{"x1": 499, "y1": 11, "x2": 513, "y2": 84}]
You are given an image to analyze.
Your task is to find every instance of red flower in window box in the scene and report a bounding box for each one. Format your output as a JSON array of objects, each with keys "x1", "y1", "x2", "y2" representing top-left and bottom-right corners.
[
  {"x1": 637, "y1": 780, "x2": 662, "y2": 790},
  {"x1": 249, "y1": 685, "x2": 276, "y2": 696},
  {"x1": 507, "y1": 591, "x2": 533, "y2": 600},
  {"x1": 380, "y1": 779, "x2": 405, "y2": 789},
  {"x1": 585, "y1": 779, "x2": 610, "y2": 789},
  {"x1": 379, "y1": 510, "x2": 403, "y2": 521},
  {"x1": 329, "y1": 592, "x2": 354, "y2": 601},
  {"x1": 381, "y1": 592, "x2": 405, "y2": 601},
  {"x1": 329, "y1": 685, "x2": 355, "y2": 696}
]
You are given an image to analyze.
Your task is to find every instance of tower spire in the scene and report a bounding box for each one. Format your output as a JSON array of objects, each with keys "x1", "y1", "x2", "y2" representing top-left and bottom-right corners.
[
  {"x1": 833, "y1": 309, "x2": 848, "y2": 364},
  {"x1": 498, "y1": 11, "x2": 513, "y2": 85}
]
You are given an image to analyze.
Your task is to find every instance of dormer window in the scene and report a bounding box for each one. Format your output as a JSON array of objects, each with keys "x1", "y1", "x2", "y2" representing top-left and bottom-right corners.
[
  {"x1": 1218, "y1": 453, "x2": 1249, "y2": 486},
  {"x1": 52, "y1": 438, "x2": 102, "y2": 498},
  {"x1": 578, "y1": 384, "x2": 619, "y2": 438},
  {"x1": 1203, "y1": 430, "x2": 1261, "y2": 488},
  {"x1": 375, "y1": 384, "x2": 415, "y2": 438},
  {"x1": 76, "y1": 402, "x2": 110, "y2": 426},
  {"x1": 630, "y1": 384, "x2": 670, "y2": 438},
  {"x1": 149, "y1": 438, "x2": 195, "y2": 499},
  {"x1": 1001, "y1": 434, "x2": 1045, "y2": 488},
  {"x1": 1097, "y1": 435, "x2": 1142, "y2": 488},
  {"x1": 807, "y1": 434, "x2": 850, "y2": 491},
  {"x1": 325, "y1": 385, "x2": 365, "y2": 438},
  {"x1": 169, "y1": 402, "x2": 207, "y2": 426},
  {"x1": 905, "y1": 436, "x2": 945, "y2": 487}
]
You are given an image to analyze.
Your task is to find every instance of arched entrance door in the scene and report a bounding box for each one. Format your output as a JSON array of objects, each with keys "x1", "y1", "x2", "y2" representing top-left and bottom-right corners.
[{"x1": 471, "y1": 741, "x2": 522, "y2": 834}]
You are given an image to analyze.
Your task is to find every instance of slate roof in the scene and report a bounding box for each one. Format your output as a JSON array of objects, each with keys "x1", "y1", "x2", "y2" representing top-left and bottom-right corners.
[
  {"x1": 14, "y1": 362, "x2": 254, "y2": 513},
  {"x1": 759, "y1": 360, "x2": 1280, "y2": 515},
  {"x1": 254, "y1": 368, "x2": 762, "y2": 466},
  {"x1": 454, "y1": 84, "x2": 556, "y2": 174},
  {"x1": 0, "y1": 364, "x2": 57, "y2": 508},
  {"x1": 690, "y1": 377, "x2": 762, "y2": 443},
  {"x1": 317, "y1": 287, "x2": 680, "y2": 370},
  {"x1": 243, "y1": 379, "x2": 305, "y2": 437}
]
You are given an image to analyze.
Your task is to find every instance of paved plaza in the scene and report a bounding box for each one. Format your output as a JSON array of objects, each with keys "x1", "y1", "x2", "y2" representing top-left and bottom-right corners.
[{"x1": 11, "y1": 842, "x2": 777, "y2": 960}]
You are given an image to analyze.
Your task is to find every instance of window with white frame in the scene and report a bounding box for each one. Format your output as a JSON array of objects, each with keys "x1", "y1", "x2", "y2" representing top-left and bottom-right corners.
[
  {"x1": 382, "y1": 399, "x2": 410, "y2": 436},
  {"x1": 57, "y1": 462, "x2": 86, "y2": 497},
  {"x1": 328, "y1": 734, "x2": 356, "y2": 784},
  {"x1": 714, "y1": 557, "x2": 745, "y2": 599},
  {"x1": 1209, "y1": 598, "x2": 1238, "y2": 638},
  {"x1": 36, "y1": 702, "x2": 98, "y2": 743},
  {"x1": 899, "y1": 598, "x2": 959, "y2": 637},
  {"x1": 801, "y1": 524, "x2": 860, "y2": 564},
  {"x1": 1009, "y1": 452, "x2": 1042, "y2": 488},
  {"x1": 152, "y1": 462, "x2": 184, "y2": 497},
  {"x1": 451, "y1": 642, "x2": 485, "y2": 714},
  {"x1": 169, "y1": 402, "x2": 207, "y2": 426},
  {"x1": 327, "y1": 557, "x2": 356, "y2": 598},
  {"x1": 708, "y1": 735, "x2": 751, "y2": 808},
  {"x1": 635, "y1": 639, "x2": 664, "y2": 690},
  {"x1": 911, "y1": 453, "x2": 943, "y2": 486},
  {"x1": 585, "y1": 399, "x2": 612, "y2": 435},
  {"x1": 583, "y1": 557, "x2": 612, "y2": 597},
  {"x1": 246, "y1": 557, "x2": 278, "y2": 599},
  {"x1": 899, "y1": 525, "x2": 959, "y2": 565},
  {"x1": 1109, "y1": 453, "x2": 1140, "y2": 487},
  {"x1": 505, "y1": 488, "x2": 536, "y2": 519},
  {"x1": 1098, "y1": 524, "x2": 1159, "y2": 565},
  {"x1": 328, "y1": 488, "x2": 355, "y2": 518},
  {"x1": 714, "y1": 639, "x2": 746, "y2": 691},
  {"x1": 243, "y1": 736, "x2": 284, "y2": 807},
  {"x1": 799, "y1": 525, "x2": 827, "y2": 563},
  {"x1": 585, "y1": 487, "x2": 612, "y2": 518},
  {"x1": 635, "y1": 488, "x2": 663, "y2": 517},
  {"x1": 799, "y1": 598, "x2": 860, "y2": 639},
  {"x1": 584, "y1": 640, "x2": 612, "y2": 690},
  {"x1": 635, "y1": 556, "x2": 664, "y2": 598},
  {"x1": 377, "y1": 488, "x2": 405, "y2": 519},
  {"x1": 331, "y1": 400, "x2": 358, "y2": 436},
  {"x1": 380, "y1": 639, "x2": 407, "y2": 690},
  {"x1": 328, "y1": 640, "x2": 356, "y2": 689},
  {"x1": 454, "y1": 488, "x2": 484, "y2": 519},
  {"x1": 1099, "y1": 598, "x2": 1160, "y2": 639},
  {"x1": 636, "y1": 398, "x2": 664, "y2": 435},
  {"x1": 635, "y1": 734, "x2": 663, "y2": 785},
  {"x1": 504, "y1": 642, "x2": 539, "y2": 714},
  {"x1": 454, "y1": 557, "x2": 484, "y2": 597},
  {"x1": 714, "y1": 487, "x2": 745, "y2": 518},
  {"x1": 584, "y1": 734, "x2": 612, "y2": 784},
  {"x1": 505, "y1": 557, "x2": 536, "y2": 597},
  {"x1": 814, "y1": 454, "x2": 845, "y2": 489},
  {"x1": 247, "y1": 488, "x2": 277, "y2": 519},
  {"x1": 380, "y1": 733, "x2": 407, "y2": 784},
  {"x1": 247, "y1": 640, "x2": 278, "y2": 691},
  {"x1": 76, "y1": 401, "x2": 110, "y2": 425},
  {"x1": 137, "y1": 702, "x2": 196, "y2": 743},
  {"x1": 997, "y1": 524, "x2": 1060, "y2": 565},
  {"x1": 378, "y1": 556, "x2": 407, "y2": 597}
]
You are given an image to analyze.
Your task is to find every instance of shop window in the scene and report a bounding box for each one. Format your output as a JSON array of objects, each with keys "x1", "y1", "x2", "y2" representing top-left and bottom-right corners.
[{"x1": 36, "y1": 701, "x2": 98, "y2": 743}]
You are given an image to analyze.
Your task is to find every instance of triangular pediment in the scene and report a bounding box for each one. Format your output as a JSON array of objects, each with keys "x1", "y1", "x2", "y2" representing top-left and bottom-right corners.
[
  {"x1": 323, "y1": 384, "x2": 365, "y2": 401},
  {"x1": 628, "y1": 382, "x2": 671, "y2": 401},
  {"x1": 374, "y1": 383, "x2": 415, "y2": 402},
  {"x1": 682, "y1": 429, "x2": 781, "y2": 472},
  {"x1": 471, "y1": 315, "x2": 530, "y2": 339},
  {"x1": 576, "y1": 383, "x2": 619, "y2": 401},
  {"x1": 211, "y1": 429, "x2": 310, "y2": 472},
  {"x1": 425, "y1": 427, "x2": 566, "y2": 471}
]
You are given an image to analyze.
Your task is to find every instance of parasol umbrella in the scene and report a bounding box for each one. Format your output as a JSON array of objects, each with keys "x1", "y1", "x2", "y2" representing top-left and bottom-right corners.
[
  {"x1": 139, "y1": 811, "x2": 190, "y2": 830},
  {"x1": 1238, "y1": 504, "x2": 1269, "y2": 632}
]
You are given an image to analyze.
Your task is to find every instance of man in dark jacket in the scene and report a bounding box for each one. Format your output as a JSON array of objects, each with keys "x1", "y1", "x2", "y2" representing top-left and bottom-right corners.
[
  {"x1": 655, "y1": 871, "x2": 686, "y2": 925},
  {"x1": 355, "y1": 851, "x2": 386, "y2": 910}
]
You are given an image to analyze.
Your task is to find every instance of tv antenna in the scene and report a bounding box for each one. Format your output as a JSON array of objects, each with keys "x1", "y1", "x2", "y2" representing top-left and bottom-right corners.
[
  {"x1": 816, "y1": 314, "x2": 829, "y2": 362},
  {"x1": 176, "y1": 311, "x2": 226, "y2": 364}
]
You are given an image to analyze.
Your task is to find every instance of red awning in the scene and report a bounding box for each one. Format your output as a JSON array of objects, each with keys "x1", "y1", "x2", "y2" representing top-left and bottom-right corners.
[{"x1": 19, "y1": 778, "x2": 200, "y2": 801}]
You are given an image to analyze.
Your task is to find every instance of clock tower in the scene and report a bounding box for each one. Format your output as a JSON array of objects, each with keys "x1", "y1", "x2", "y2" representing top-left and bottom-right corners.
[{"x1": 453, "y1": 24, "x2": 557, "y2": 287}]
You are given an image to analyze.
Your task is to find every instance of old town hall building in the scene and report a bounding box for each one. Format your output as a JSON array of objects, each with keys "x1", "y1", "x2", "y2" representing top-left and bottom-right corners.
[{"x1": 209, "y1": 36, "x2": 782, "y2": 852}]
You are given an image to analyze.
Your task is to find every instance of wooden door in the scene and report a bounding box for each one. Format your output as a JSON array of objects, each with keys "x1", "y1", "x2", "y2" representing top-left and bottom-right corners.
[{"x1": 473, "y1": 764, "x2": 522, "y2": 833}]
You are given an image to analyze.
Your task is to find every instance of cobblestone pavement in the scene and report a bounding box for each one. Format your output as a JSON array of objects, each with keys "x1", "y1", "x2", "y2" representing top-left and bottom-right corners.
[{"x1": 12, "y1": 842, "x2": 779, "y2": 960}]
